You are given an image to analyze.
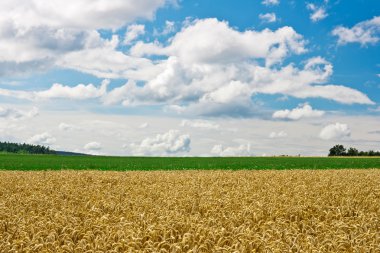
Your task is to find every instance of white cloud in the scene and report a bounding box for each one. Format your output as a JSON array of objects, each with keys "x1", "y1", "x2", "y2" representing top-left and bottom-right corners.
[
  {"x1": 123, "y1": 24, "x2": 145, "y2": 45},
  {"x1": 180, "y1": 119, "x2": 220, "y2": 130},
  {"x1": 58, "y1": 35, "x2": 164, "y2": 80},
  {"x1": 101, "y1": 80, "x2": 137, "y2": 105},
  {"x1": 0, "y1": 80, "x2": 109, "y2": 100},
  {"x1": 111, "y1": 35, "x2": 371, "y2": 108},
  {"x1": 154, "y1": 20, "x2": 176, "y2": 36},
  {"x1": 307, "y1": 3, "x2": 328, "y2": 22},
  {"x1": 311, "y1": 8, "x2": 328, "y2": 22},
  {"x1": 162, "y1": 21, "x2": 176, "y2": 35},
  {"x1": 289, "y1": 84, "x2": 374, "y2": 105},
  {"x1": 269, "y1": 131, "x2": 287, "y2": 138},
  {"x1": 0, "y1": 16, "x2": 105, "y2": 76},
  {"x1": 262, "y1": 0, "x2": 279, "y2": 6},
  {"x1": 319, "y1": 123, "x2": 351, "y2": 140},
  {"x1": 37, "y1": 80, "x2": 109, "y2": 100},
  {"x1": 132, "y1": 18, "x2": 306, "y2": 65},
  {"x1": 259, "y1": 13, "x2": 277, "y2": 23},
  {"x1": 0, "y1": 0, "x2": 171, "y2": 31},
  {"x1": 84, "y1": 141, "x2": 102, "y2": 151},
  {"x1": 200, "y1": 81, "x2": 251, "y2": 104},
  {"x1": 0, "y1": 15, "x2": 374, "y2": 117},
  {"x1": 272, "y1": 104, "x2": 325, "y2": 120},
  {"x1": 0, "y1": 0, "x2": 172, "y2": 76},
  {"x1": 0, "y1": 33, "x2": 374, "y2": 115},
  {"x1": 129, "y1": 129, "x2": 191, "y2": 156},
  {"x1": 124, "y1": 19, "x2": 373, "y2": 114},
  {"x1": 253, "y1": 57, "x2": 374, "y2": 105},
  {"x1": 28, "y1": 132, "x2": 56, "y2": 145},
  {"x1": 0, "y1": 106, "x2": 38, "y2": 120},
  {"x1": 332, "y1": 16, "x2": 380, "y2": 46},
  {"x1": 211, "y1": 143, "x2": 253, "y2": 157},
  {"x1": 0, "y1": 27, "x2": 93, "y2": 67}
]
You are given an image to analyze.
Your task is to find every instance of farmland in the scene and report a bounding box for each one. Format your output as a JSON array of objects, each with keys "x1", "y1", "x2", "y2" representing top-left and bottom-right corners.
[
  {"x1": 1, "y1": 153, "x2": 380, "y2": 170},
  {"x1": 1, "y1": 154, "x2": 379, "y2": 251},
  {"x1": 1, "y1": 169, "x2": 379, "y2": 252}
]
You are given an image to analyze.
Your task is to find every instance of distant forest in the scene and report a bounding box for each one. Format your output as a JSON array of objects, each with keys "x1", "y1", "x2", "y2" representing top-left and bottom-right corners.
[
  {"x1": 328, "y1": 144, "x2": 380, "y2": 156},
  {"x1": 0, "y1": 141, "x2": 55, "y2": 154}
]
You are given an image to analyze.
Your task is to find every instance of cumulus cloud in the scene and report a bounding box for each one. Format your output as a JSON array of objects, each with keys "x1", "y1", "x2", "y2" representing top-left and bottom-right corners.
[
  {"x1": 2, "y1": 26, "x2": 103, "y2": 57},
  {"x1": 211, "y1": 143, "x2": 253, "y2": 157},
  {"x1": 306, "y1": 3, "x2": 328, "y2": 22},
  {"x1": 0, "y1": 80, "x2": 109, "y2": 100},
  {"x1": 28, "y1": 132, "x2": 56, "y2": 145},
  {"x1": 129, "y1": 129, "x2": 191, "y2": 156},
  {"x1": 332, "y1": 16, "x2": 380, "y2": 46},
  {"x1": 200, "y1": 81, "x2": 251, "y2": 104},
  {"x1": 37, "y1": 80, "x2": 109, "y2": 100},
  {"x1": 0, "y1": 26, "x2": 94, "y2": 75},
  {"x1": 0, "y1": 0, "x2": 172, "y2": 76},
  {"x1": 253, "y1": 57, "x2": 373, "y2": 105},
  {"x1": 101, "y1": 80, "x2": 138, "y2": 105},
  {"x1": 123, "y1": 19, "x2": 373, "y2": 114},
  {"x1": 288, "y1": 84, "x2": 374, "y2": 105},
  {"x1": 262, "y1": 0, "x2": 279, "y2": 6},
  {"x1": 132, "y1": 18, "x2": 306, "y2": 65},
  {"x1": 58, "y1": 36, "x2": 163, "y2": 80},
  {"x1": 0, "y1": 0, "x2": 171, "y2": 30},
  {"x1": 0, "y1": 106, "x2": 38, "y2": 120},
  {"x1": 0, "y1": 15, "x2": 374, "y2": 117},
  {"x1": 269, "y1": 131, "x2": 287, "y2": 138},
  {"x1": 319, "y1": 123, "x2": 351, "y2": 140},
  {"x1": 180, "y1": 119, "x2": 220, "y2": 130},
  {"x1": 84, "y1": 142, "x2": 102, "y2": 151},
  {"x1": 259, "y1": 13, "x2": 277, "y2": 23},
  {"x1": 272, "y1": 104, "x2": 325, "y2": 120},
  {"x1": 123, "y1": 24, "x2": 145, "y2": 45}
]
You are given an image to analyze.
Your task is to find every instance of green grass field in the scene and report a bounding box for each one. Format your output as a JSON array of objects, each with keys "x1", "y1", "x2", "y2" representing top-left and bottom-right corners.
[{"x1": 1, "y1": 153, "x2": 380, "y2": 170}]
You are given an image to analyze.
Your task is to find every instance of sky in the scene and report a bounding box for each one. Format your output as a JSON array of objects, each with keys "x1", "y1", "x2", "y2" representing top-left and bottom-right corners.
[{"x1": 0, "y1": 0, "x2": 379, "y2": 156}]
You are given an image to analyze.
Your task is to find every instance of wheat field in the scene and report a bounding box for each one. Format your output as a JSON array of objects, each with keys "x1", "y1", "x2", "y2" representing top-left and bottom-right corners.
[{"x1": 0, "y1": 170, "x2": 379, "y2": 252}]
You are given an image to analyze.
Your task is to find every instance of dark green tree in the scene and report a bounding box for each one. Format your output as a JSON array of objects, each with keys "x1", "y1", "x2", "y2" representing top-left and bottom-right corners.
[
  {"x1": 347, "y1": 147, "x2": 359, "y2": 156},
  {"x1": 329, "y1": 145, "x2": 380, "y2": 156},
  {"x1": 0, "y1": 141, "x2": 55, "y2": 154},
  {"x1": 328, "y1": 144, "x2": 346, "y2": 156},
  {"x1": 368, "y1": 150, "x2": 376, "y2": 156}
]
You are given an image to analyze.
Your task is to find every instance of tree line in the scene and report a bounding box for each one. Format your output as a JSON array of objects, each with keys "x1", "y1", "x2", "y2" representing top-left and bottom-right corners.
[
  {"x1": 328, "y1": 144, "x2": 380, "y2": 156},
  {"x1": 0, "y1": 141, "x2": 56, "y2": 154}
]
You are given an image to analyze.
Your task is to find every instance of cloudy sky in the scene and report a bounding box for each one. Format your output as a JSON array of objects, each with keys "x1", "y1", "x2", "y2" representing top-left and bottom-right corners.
[{"x1": 0, "y1": 0, "x2": 379, "y2": 156}]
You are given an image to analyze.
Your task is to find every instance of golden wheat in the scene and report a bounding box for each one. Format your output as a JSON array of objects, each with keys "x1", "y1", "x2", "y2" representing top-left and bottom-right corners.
[{"x1": 0, "y1": 170, "x2": 379, "y2": 252}]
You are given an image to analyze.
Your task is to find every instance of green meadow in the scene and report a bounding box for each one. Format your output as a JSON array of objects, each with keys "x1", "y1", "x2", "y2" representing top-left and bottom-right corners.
[{"x1": 1, "y1": 153, "x2": 379, "y2": 170}]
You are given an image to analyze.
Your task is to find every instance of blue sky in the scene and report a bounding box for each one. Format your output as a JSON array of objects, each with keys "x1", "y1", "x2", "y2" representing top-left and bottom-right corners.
[{"x1": 0, "y1": 0, "x2": 379, "y2": 156}]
